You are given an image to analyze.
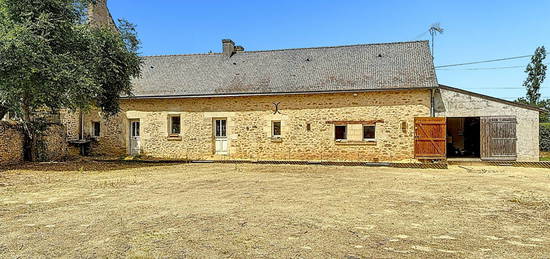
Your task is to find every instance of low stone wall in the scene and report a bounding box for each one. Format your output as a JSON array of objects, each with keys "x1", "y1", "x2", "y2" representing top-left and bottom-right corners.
[
  {"x1": 1, "y1": 122, "x2": 70, "y2": 165},
  {"x1": 0, "y1": 121, "x2": 24, "y2": 166},
  {"x1": 37, "y1": 124, "x2": 69, "y2": 161}
]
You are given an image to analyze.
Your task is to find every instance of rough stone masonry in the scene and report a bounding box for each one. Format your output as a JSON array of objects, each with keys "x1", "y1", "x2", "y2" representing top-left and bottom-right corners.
[{"x1": 63, "y1": 90, "x2": 431, "y2": 162}]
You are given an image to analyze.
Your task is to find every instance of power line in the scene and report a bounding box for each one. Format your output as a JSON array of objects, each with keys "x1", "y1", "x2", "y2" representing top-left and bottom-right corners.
[
  {"x1": 437, "y1": 65, "x2": 524, "y2": 71},
  {"x1": 412, "y1": 30, "x2": 429, "y2": 40},
  {"x1": 499, "y1": 96, "x2": 550, "y2": 100},
  {"x1": 461, "y1": 87, "x2": 524, "y2": 89},
  {"x1": 437, "y1": 62, "x2": 550, "y2": 71},
  {"x1": 435, "y1": 55, "x2": 532, "y2": 68}
]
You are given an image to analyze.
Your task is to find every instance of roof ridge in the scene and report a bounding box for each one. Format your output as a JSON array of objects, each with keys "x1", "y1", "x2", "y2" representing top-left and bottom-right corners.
[
  {"x1": 142, "y1": 40, "x2": 429, "y2": 58},
  {"x1": 143, "y1": 52, "x2": 221, "y2": 58}
]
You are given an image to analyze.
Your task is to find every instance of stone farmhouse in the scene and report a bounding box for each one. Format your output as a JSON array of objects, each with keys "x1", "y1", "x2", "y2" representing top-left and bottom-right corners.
[
  {"x1": 60, "y1": 38, "x2": 541, "y2": 162},
  {"x1": 59, "y1": 1, "x2": 540, "y2": 162}
]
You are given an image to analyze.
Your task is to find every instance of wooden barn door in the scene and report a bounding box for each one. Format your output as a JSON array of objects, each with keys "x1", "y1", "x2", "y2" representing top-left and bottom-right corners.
[
  {"x1": 480, "y1": 117, "x2": 517, "y2": 161},
  {"x1": 414, "y1": 117, "x2": 447, "y2": 159}
]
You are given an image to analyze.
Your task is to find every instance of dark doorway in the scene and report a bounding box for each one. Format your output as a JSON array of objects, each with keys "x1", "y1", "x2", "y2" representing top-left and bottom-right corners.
[{"x1": 446, "y1": 117, "x2": 480, "y2": 158}]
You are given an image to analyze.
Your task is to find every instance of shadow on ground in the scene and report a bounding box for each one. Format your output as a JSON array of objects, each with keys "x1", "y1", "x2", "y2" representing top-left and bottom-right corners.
[{"x1": 0, "y1": 160, "x2": 175, "y2": 172}]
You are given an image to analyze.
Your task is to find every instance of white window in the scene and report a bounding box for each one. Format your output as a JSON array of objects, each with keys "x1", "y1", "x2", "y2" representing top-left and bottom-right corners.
[
  {"x1": 272, "y1": 121, "x2": 281, "y2": 138},
  {"x1": 92, "y1": 121, "x2": 101, "y2": 137},
  {"x1": 169, "y1": 115, "x2": 181, "y2": 135},
  {"x1": 335, "y1": 125, "x2": 347, "y2": 141},
  {"x1": 363, "y1": 125, "x2": 376, "y2": 141}
]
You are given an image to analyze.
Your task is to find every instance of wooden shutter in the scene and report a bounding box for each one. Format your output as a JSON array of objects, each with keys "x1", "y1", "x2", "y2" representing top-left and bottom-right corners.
[
  {"x1": 480, "y1": 117, "x2": 517, "y2": 161},
  {"x1": 414, "y1": 117, "x2": 447, "y2": 159}
]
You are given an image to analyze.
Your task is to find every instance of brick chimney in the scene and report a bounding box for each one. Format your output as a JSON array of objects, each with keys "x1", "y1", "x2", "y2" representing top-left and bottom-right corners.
[{"x1": 88, "y1": 0, "x2": 116, "y2": 29}]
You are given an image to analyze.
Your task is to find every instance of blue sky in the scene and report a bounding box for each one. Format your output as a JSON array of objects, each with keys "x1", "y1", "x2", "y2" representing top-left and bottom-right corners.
[{"x1": 108, "y1": 0, "x2": 550, "y2": 100}]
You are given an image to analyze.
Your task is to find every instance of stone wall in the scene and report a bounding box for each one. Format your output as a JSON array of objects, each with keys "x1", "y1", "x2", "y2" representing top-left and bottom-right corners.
[
  {"x1": 88, "y1": 0, "x2": 116, "y2": 28},
  {"x1": 84, "y1": 110, "x2": 127, "y2": 156},
  {"x1": 0, "y1": 122, "x2": 69, "y2": 165},
  {"x1": 0, "y1": 121, "x2": 24, "y2": 166},
  {"x1": 80, "y1": 90, "x2": 432, "y2": 161},
  {"x1": 435, "y1": 88, "x2": 540, "y2": 162},
  {"x1": 37, "y1": 124, "x2": 69, "y2": 161},
  {"x1": 60, "y1": 109, "x2": 127, "y2": 156},
  {"x1": 60, "y1": 110, "x2": 80, "y2": 140}
]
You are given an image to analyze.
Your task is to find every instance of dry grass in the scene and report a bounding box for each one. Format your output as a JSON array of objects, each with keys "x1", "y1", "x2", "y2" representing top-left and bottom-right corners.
[{"x1": 0, "y1": 161, "x2": 549, "y2": 258}]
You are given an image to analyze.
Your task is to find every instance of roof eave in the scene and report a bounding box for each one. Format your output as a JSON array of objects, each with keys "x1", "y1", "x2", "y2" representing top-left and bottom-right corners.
[
  {"x1": 121, "y1": 86, "x2": 439, "y2": 100},
  {"x1": 438, "y1": 84, "x2": 544, "y2": 112}
]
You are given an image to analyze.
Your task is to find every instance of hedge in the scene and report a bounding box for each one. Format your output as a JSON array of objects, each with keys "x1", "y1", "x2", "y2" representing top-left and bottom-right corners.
[{"x1": 541, "y1": 123, "x2": 550, "y2": 151}]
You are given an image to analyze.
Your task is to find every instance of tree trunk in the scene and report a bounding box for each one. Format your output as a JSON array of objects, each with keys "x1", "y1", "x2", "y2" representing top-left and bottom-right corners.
[
  {"x1": 0, "y1": 105, "x2": 7, "y2": 119},
  {"x1": 21, "y1": 101, "x2": 35, "y2": 162}
]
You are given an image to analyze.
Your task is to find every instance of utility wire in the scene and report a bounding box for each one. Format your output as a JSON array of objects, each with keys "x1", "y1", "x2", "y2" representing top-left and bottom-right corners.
[
  {"x1": 499, "y1": 96, "x2": 550, "y2": 100},
  {"x1": 435, "y1": 55, "x2": 533, "y2": 68},
  {"x1": 412, "y1": 30, "x2": 429, "y2": 40},
  {"x1": 437, "y1": 65, "x2": 524, "y2": 71},
  {"x1": 461, "y1": 87, "x2": 524, "y2": 89},
  {"x1": 437, "y1": 63, "x2": 550, "y2": 71}
]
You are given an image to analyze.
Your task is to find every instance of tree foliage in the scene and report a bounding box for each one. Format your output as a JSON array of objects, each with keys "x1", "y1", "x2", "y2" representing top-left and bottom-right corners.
[
  {"x1": 516, "y1": 46, "x2": 548, "y2": 122},
  {"x1": 540, "y1": 123, "x2": 550, "y2": 152},
  {"x1": 0, "y1": 0, "x2": 142, "y2": 160},
  {"x1": 0, "y1": 0, "x2": 141, "y2": 119},
  {"x1": 524, "y1": 46, "x2": 547, "y2": 104}
]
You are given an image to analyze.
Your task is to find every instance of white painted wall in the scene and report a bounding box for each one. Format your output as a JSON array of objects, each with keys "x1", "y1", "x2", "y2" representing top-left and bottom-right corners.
[{"x1": 434, "y1": 88, "x2": 540, "y2": 162}]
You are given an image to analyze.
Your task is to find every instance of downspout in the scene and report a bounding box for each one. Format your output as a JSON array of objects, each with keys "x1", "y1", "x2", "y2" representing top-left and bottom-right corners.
[
  {"x1": 430, "y1": 88, "x2": 436, "y2": 117},
  {"x1": 79, "y1": 109, "x2": 84, "y2": 140}
]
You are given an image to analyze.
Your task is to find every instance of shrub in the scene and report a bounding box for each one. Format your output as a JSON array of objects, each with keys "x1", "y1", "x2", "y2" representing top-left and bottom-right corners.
[{"x1": 540, "y1": 123, "x2": 550, "y2": 151}]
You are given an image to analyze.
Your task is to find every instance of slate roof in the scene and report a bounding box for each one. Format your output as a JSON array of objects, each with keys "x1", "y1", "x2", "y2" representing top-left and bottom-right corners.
[
  {"x1": 439, "y1": 85, "x2": 543, "y2": 112},
  {"x1": 130, "y1": 41, "x2": 438, "y2": 98}
]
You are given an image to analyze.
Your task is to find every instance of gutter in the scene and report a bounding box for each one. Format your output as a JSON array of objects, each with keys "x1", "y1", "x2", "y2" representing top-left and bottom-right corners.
[
  {"x1": 119, "y1": 87, "x2": 440, "y2": 100},
  {"x1": 430, "y1": 88, "x2": 436, "y2": 117},
  {"x1": 78, "y1": 109, "x2": 84, "y2": 140}
]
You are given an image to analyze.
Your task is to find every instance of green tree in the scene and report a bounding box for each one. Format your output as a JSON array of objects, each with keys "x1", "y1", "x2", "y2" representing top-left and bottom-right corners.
[
  {"x1": 0, "y1": 0, "x2": 141, "y2": 160},
  {"x1": 516, "y1": 46, "x2": 548, "y2": 122},
  {"x1": 524, "y1": 46, "x2": 547, "y2": 104}
]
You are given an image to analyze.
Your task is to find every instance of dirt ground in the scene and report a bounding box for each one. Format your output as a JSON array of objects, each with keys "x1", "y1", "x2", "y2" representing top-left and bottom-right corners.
[{"x1": 0, "y1": 161, "x2": 549, "y2": 258}]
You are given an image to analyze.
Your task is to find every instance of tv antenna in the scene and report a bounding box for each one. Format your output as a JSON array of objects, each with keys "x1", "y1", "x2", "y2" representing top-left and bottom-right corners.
[{"x1": 429, "y1": 23, "x2": 444, "y2": 59}]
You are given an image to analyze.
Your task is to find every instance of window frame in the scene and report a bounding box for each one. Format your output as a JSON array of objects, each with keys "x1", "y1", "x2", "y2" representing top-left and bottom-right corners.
[
  {"x1": 131, "y1": 121, "x2": 140, "y2": 137},
  {"x1": 91, "y1": 121, "x2": 101, "y2": 138},
  {"x1": 272, "y1": 121, "x2": 282, "y2": 138},
  {"x1": 334, "y1": 125, "x2": 347, "y2": 141},
  {"x1": 363, "y1": 124, "x2": 376, "y2": 141},
  {"x1": 215, "y1": 119, "x2": 227, "y2": 138},
  {"x1": 168, "y1": 114, "x2": 181, "y2": 136}
]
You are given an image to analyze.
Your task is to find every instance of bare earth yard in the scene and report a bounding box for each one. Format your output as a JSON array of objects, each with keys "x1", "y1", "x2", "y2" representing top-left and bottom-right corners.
[{"x1": 0, "y1": 162, "x2": 549, "y2": 258}]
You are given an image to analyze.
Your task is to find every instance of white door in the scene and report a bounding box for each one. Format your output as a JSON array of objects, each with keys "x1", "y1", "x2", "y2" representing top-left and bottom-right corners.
[
  {"x1": 214, "y1": 119, "x2": 228, "y2": 155},
  {"x1": 129, "y1": 120, "x2": 141, "y2": 156}
]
